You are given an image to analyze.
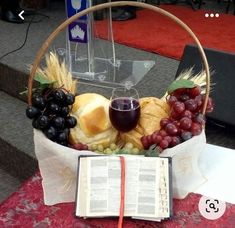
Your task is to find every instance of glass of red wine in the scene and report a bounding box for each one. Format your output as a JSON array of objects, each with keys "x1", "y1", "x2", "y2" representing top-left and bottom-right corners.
[{"x1": 109, "y1": 87, "x2": 140, "y2": 132}]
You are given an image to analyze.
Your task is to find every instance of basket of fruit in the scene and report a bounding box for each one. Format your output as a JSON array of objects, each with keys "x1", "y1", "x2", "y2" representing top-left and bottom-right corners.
[{"x1": 26, "y1": 1, "x2": 212, "y2": 205}]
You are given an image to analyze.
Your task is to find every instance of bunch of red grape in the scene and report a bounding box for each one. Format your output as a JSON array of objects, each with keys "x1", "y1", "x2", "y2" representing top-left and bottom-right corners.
[
  {"x1": 26, "y1": 89, "x2": 77, "y2": 146},
  {"x1": 141, "y1": 85, "x2": 214, "y2": 151}
]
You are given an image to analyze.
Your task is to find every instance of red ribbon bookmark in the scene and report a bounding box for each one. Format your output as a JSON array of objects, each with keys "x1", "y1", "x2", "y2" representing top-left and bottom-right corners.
[{"x1": 118, "y1": 156, "x2": 126, "y2": 228}]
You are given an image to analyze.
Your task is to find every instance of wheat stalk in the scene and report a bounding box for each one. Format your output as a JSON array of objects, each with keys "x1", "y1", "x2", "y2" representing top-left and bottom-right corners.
[{"x1": 36, "y1": 52, "x2": 77, "y2": 94}]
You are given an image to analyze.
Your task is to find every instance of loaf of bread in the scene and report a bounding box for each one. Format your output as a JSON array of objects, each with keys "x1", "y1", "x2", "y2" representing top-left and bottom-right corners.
[
  {"x1": 69, "y1": 93, "x2": 118, "y2": 147},
  {"x1": 120, "y1": 97, "x2": 170, "y2": 149}
]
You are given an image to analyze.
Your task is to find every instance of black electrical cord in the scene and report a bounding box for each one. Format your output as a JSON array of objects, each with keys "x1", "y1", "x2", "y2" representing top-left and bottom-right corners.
[{"x1": 0, "y1": 12, "x2": 49, "y2": 61}]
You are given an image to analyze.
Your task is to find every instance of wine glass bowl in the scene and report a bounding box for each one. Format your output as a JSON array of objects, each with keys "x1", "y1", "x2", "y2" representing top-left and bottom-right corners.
[{"x1": 109, "y1": 87, "x2": 140, "y2": 132}]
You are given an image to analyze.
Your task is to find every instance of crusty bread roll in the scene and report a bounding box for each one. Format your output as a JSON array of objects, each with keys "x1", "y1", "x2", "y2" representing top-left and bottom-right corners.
[
  {"x1": 139, "y1": 97, "x2": 170, "y2": 135},
  {"x1": 120, "y1": 97, "x2": 170, "y2": 149},
  {"x1": 69, "y1": 93, "x2": 118, "y2": 147}
]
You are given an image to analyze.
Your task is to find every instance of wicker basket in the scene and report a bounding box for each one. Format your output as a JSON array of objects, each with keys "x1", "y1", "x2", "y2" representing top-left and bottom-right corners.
[{"x1": 27, "y1": 1, "x2": 211, "y2": 205}]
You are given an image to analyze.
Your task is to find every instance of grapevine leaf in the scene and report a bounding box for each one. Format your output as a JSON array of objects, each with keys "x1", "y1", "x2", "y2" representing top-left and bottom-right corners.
[
  {"x1": 144, "y1": 144, "x2": 160, "y2": 157},
  {"x1": 167, "y1": 79, "x2": 195, "y2": 94},
  {"x1": 38, "y1": 83, "x2": 51, "y2": 90},
  {"x1": 34, "y1": 73, "x2": 55, "y2": 85}
]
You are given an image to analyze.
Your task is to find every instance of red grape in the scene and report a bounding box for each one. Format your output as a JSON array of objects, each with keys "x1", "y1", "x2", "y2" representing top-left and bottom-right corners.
[
  {"x1": 185, "y1": 99, "x2": 197, "y2": 112},
  {"x1": 179, "y1": 94, "x2": 190, "y2": 102},
  {"x1": 72, "y1": 143, "x2": 79, "y2": 150},
  {"x1": 152, "y1": 134, "x2": 162, "y2": 144},
  {"x1": 82, "y1": 144, "x2": 89, "y2": 150},
  {"x1": 159, "y1": 129, "x2": 168, "y2": 137},
  {"x1": 172, "y1": 88, "x2": 188, "y2": 99},
  {"x1": 181, "y1": 110, "x2": 193, "y2": 119},
  {"x1": 170, "y1": 110, "x2": 181, "y2": 120},
  {"x1": 206, "y1": 97, "x2": 214, "y2": 113},
  {"x1": 172, "y1": 120, "x2": 180, "y2": 127},
  {"x1": 159, "y1": 139, "x2": 169, "y2": 149},
  {"x1": 72, "y1": 143, "x2": 87, "y2": 150},
  {"x1": 165, "y1": 123, "x2": 179, "y2": 136},
  {"x1": 173, "y1": 101, "x2": 185, "y2": 114},
  {"x1": 195, "y1": 94, "x2": 203, "y2": 107},
  {"x1": 181, "y1": 131, "x2": 193, "y2": 141},
  {"x1": 170, "y1": 136, "x2": 181, "y2": 147},
  {"x1": 147, "y1": 135, "x2": 153, "y2": 145},
  {"x1": 189, "y1": 85, "x2": 201, "y2": 98},
  {"x1": 141, "y1": 136, "x2": 149, "y2": 149},
  {"x1": 167, "y1": 95, "x2": 178, "y2": 106},
  {"x1": 178, "y1": 128, "x2": 186, "y2": 135},
  {"x1": 179, "y1": 117, "x2": 192, "y2": 130},
  {"x1": 191, "y1": 122, "x2": 202, "y2": 136},
  {"x1": 160, "y1": 118, "x2": 171, "y2": 128},
  {"x1": 164, "y1": 136, "x2": 172, "y2": 143},
  {"x1": 193, "y1": 113, "x2": 206, "y2": 125}
]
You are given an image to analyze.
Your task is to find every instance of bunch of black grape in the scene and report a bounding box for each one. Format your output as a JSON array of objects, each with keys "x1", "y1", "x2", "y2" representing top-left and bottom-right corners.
[{"x1": 26, "y1": 89, "x2": 77, "y2": 146}]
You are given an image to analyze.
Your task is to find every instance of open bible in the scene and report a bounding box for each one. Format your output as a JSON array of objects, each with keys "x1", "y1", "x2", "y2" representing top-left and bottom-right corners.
[{"x1": 75, "y1": 155, "x2": 172, "y2": 221}]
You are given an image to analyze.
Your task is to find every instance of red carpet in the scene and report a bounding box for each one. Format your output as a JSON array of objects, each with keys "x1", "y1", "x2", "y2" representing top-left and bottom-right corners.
[
  {"x1": 1, "y1": 171, "x2": 235, "y2": 227},
  {"x1": 95, "y1": 5, "x2": 235, "y2": 60}
]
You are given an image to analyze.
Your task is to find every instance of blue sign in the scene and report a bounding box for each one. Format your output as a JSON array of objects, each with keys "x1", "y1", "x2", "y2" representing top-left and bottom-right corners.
[
  {"x1": 66, "y1": 0, "x2": 88, "y2": 20},
  {"x1": 68, "y1": 22, "x2": 87, "y2": 43}
]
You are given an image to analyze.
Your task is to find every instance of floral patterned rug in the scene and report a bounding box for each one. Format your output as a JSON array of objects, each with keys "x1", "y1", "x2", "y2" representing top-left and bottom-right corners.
[{"x1": 0, "y1": 171, "x2": 235, "y2": 227}]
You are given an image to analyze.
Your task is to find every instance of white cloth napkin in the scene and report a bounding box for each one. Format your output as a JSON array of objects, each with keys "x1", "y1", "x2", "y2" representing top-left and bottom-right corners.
[
  {"x1": 35, "y1": 129, "x2": 235, "y2": 206},
  {"x1": 160, "y1": 131, "x2": 207, "y2": 199},
  {"x1": 195, "y1": 144, "x2": 235, "y2": 204},
  {"x1": 34, "y1": 129, "x2": 96, "y2": 205}
]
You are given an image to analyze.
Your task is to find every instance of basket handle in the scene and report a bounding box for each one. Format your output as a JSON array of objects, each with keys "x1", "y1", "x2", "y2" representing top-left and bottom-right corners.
[{"x1": 28, "y1": 1, "x2": 210, "y2": 114}]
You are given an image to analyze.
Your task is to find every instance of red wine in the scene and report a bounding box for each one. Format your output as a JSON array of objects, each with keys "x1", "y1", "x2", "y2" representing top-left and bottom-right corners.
[{"x1": 109, "y1": 98, "x2": 140, "y2": 132}]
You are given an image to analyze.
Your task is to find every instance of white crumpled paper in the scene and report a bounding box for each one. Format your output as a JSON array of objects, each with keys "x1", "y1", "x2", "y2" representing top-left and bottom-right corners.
[
  {"x1": 34, "y1": 129, "x2": 206, "y2": 205},
  {"x1": 160, "y1": 130, "x2": 207, "y2": 199}
]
